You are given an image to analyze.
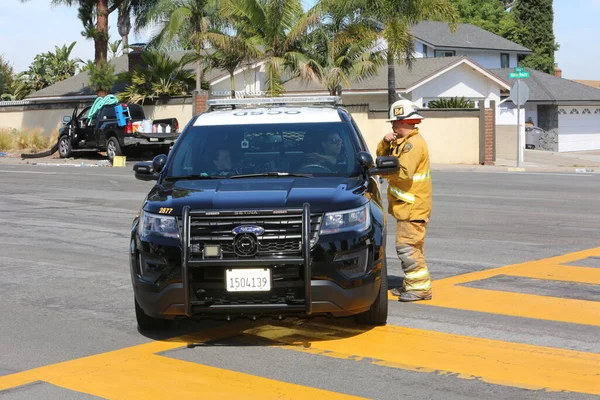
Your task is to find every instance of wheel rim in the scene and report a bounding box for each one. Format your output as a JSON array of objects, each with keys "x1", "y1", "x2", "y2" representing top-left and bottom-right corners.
[
  {"x1": 59, "y1": 138, "x2": 68, "y2": 155},
  {"x1": 107, "y1": 140, "x2": 115, "y2": 158}
]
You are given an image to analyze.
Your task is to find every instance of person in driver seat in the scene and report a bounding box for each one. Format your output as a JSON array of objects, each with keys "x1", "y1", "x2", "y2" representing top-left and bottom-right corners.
[
  {"x1": 306, "y1": 132, "x2": 343, "y2": 169},
  {"x1": 210, "y1": 148, "x2": 234, "y2": 176}
]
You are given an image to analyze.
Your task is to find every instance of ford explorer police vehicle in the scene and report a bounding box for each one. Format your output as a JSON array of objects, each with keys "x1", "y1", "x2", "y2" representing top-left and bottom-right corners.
[{"x1": 130, "y1": 96, "x2": 399, "y2": 330}]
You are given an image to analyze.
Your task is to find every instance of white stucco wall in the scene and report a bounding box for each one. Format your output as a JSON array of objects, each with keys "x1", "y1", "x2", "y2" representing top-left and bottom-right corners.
[
  {"x1": 410, "y1": 63, "x2": 501, "y2": 108},
  {"x1": 496, "y1": 103, "x2": 526, "y2": 125},
  {"x1": 210, "y1": 65, "x2": 263, "y2": 97}
]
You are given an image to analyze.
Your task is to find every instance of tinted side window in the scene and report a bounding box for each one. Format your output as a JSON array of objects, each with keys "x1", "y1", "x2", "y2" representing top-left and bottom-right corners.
[
  {"x1": 350, "y1": 117, "x2": 370, "y2": 153},
  {"x1": 128, "y1": 104, "x2": 145, "y2": 119},
  {"x1": 101, "y1": 106, "x2": 116, "y2": 120}
]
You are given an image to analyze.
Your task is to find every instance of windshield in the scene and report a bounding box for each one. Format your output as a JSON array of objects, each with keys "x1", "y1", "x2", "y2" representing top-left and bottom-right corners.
[{"x1": 165, "y1": 122, "x2": 361, "y2": 178}]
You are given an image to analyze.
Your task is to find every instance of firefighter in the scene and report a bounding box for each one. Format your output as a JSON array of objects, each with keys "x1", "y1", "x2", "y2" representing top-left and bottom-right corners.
[{"x1": 376, "y1": 99, "x2": 433, "y2": 302}]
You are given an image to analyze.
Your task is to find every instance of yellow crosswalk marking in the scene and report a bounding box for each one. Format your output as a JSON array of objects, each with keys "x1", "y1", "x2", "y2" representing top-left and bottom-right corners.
[
  {"x1": 244, "y1": 321, "x2": 600, "y2": 396},
  {"x1": 390, "y1": 247, "x2": 600, "y2": 326},
  {"x1": 0, "y1": 325, "x2": 363, "y2": 400}
]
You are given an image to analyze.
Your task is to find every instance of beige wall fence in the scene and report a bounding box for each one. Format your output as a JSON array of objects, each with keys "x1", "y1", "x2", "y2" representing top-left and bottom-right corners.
[
  {"x1": 1, "y1": 96, "x2": 496, "y2": 165},
  {"x1": 347, "y1": 105, "x2": 495, "y2": 165},
  {"x1": 0, "y1": 97, "x2": 194, "y2": 136}
]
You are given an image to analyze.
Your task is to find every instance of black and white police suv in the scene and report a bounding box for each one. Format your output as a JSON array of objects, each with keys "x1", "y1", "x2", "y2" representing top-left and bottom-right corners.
[{"x1": 129, "y1": 96, "x2": 399, "y2": 330}]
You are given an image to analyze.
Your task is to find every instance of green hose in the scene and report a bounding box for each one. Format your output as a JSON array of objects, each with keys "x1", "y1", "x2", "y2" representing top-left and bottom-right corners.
[{"x1": 88, "y1": 95, "x2": 119, "y2": 120}]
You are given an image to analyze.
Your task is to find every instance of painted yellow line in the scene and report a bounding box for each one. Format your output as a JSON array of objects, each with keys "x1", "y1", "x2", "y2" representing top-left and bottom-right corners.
[
  {"x1": 420, "y1": 284, "x2": 600, "y2": 326},
  {"x1": 427, "y1": 247, "x2": 600, "y2": 289},
  {"x1": 244, "y1": 321, "x2": 600, "y2": 395},
  {"x1": 0, "y1": 324, "x2": 363, "y2": 400},
  {"x1": 505, "y1": 263, "x2": 600, "y2": 285}
]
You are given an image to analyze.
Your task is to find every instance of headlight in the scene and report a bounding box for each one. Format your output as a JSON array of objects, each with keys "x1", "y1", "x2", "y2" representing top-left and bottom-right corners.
[
  {"x1": 320, "y1": 204, "x2": 370, "y2": 235},
  {"x1": 138, "y1": 210, "x2": 180, "y2": 239}
]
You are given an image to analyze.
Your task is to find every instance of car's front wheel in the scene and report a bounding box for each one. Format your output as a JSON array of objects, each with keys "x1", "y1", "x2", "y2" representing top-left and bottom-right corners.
[
  {"x1": 355, "y1": 257, "x2": 388, "y2": 326},
  {"x1": 134, "y1": 298, "x2": 171, "y2": 331},
  {"x1": 58, "y1": 136, "x2": 72, "y2": 158}
]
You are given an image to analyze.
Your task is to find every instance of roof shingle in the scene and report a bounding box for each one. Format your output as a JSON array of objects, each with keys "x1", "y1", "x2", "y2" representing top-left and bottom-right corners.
[
  {"x1": 489, "y1": 68, "x2": 600, "y2": 103},
  {"x1": 411, "y1": 21, "x2": 532, "y2": 53}
]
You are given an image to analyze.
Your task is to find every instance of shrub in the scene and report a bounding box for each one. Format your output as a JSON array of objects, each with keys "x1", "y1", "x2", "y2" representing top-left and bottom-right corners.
[
  {"x1": 428, "y1": 96, "x2": 476, "y2": 109},
  {"x1": 0, "y1": 129, "x2": 13, "y2": 151}
]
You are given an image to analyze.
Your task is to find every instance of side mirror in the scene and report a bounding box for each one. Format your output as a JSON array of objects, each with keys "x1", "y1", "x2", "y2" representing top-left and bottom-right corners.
[
  {"x1": 133, "y1": 161, "x2": 159, "y2": 181},
  {"x1": 63, "y1": 116, "x2": 71, "y2": 124},
  {"x1": 369, "y1": 156, "x2": 399, "y2": 176},
  {"x1": 152, "y1": 154, "x2": 167, "y2": 174},
  {"x1": 357, "y1": 151, "x2": 374, "y2": 169}
]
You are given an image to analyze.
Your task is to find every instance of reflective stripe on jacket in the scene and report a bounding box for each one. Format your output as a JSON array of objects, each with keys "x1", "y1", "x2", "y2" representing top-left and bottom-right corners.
[{"x1": 376, "y1": 128, "x2": 432, "y2": 222}]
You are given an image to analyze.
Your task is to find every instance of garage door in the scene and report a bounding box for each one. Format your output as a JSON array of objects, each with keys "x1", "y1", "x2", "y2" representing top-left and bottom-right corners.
[{"x1": 558, "y1": 107, "x2": 600, "y2": 152}]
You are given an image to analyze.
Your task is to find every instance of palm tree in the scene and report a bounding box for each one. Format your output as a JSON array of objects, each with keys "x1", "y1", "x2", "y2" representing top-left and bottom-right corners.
[
  {"x1": 360, "y1": 0, "x2": 459, "y2": 107},
  {"x1": 222, "y1": 0, "x2": 321, "y2": 97},
  {"x1": 134, "y1": 0, "x2": 225, "y2": 92},
  {"x1": 300, "y1": 0, "x2": 384, "y2": 96},
  {"x1": 118, "y1": 50, "x2": 196, "y2": 104},
  {"x1": 207, "y1": 33, "x2": 261, "y2": 98}
]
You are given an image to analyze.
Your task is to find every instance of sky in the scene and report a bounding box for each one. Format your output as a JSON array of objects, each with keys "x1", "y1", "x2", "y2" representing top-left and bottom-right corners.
[{"x1": 0, "y1": 0, "x2": 598, "y2": 80}]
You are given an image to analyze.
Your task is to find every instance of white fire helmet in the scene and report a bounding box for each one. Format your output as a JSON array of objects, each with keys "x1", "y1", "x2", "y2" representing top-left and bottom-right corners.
[{"x1": 386, "y1": 99, "x2": 424, "y2": 123}]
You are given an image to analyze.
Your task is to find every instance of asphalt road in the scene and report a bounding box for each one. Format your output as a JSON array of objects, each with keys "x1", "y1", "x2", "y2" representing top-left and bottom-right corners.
[{"x1": 0, "y1": 163, "x2": 599, "y2": 399}]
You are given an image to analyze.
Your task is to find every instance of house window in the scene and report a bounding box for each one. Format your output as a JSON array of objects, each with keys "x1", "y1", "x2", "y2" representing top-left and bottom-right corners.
[
  {"x1": 423, "y1": 44, "x2": 429, "y2": 57},
  {"x1": 435, "y1": 50, "x2": 455, "y2": 57},
  {"x1": 501, "y1": 53, "x2": 510, "y2": 68}
]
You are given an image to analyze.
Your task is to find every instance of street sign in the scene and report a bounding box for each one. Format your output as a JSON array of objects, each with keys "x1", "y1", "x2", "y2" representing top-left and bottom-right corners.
[
  {"x1": 509, "y1": 71, "x2": 530, "y2": 79},
  {"x1": 514, "y1": 67, "x2": 525, "y2": 73},
  {"x1": 509, "y1": 80, "x2": 529, "y2": 106},
  {"x1": 508, "y1": 79, "x2": 530, "y2": 168}
]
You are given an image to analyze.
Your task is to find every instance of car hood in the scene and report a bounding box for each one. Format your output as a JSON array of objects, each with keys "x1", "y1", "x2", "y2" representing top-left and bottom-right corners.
[{"x1": 144, "y1": 177, "x2": 368, "y2": 215}]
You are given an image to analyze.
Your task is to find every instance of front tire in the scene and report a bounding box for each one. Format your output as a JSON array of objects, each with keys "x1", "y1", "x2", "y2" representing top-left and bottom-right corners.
[
  {"x1": 135, "y1": 298, "x2": 171, "y2": 331},
  {"x1": 58, "y1": 136, "x2": 72, "y2": 158},
  {"x1": 355, "y1": 257, "x2": 388, "y2": 326}
]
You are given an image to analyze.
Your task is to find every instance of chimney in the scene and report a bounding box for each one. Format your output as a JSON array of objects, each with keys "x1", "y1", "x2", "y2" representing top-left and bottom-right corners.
[
  {"x1": 554, "y1": 63, "x2": 562, "y2": 78},
  {"x1": 127, "y1": 43, "x2": 147, "y2": 73}
]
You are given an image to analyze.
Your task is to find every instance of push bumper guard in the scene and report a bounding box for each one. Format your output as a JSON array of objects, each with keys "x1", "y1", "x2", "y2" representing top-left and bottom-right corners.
[{"x1": 181, "y1": 203, "x2": 313, "y2": 317}]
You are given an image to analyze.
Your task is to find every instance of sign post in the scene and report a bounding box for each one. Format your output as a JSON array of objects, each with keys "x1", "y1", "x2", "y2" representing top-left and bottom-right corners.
[{"x1": 508, "y1": 67, "x2": 530, "y2": 167}]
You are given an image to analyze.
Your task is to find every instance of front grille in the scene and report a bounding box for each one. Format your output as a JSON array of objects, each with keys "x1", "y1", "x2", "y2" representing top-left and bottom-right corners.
[
  {"x1": 187, "y1": 210, "x2": 322, "y2": 259},
  {"x1": 190, "y1": 265, "x2": 305, "y2": 306}
]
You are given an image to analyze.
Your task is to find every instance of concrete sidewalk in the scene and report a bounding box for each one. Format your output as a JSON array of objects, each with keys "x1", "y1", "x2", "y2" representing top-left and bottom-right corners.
[{"x1": 432, "y1": 149, "x2": 600, "y2": 173}]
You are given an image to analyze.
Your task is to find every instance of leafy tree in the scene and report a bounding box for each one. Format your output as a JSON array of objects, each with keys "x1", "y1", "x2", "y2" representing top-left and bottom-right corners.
[
  {"x1": 300, "y1": 0, "x2": 384, "y2": 96},
  {"x1": 88, "y1": 60, "x2": 117, "y2": 96},
  {"x1": 222, "y1": 0, "x2": 321, "y2": 97},
  {"x1": 450, "y1": 0, "x2": 525, "y2": 44},
  {"x1": 513, "y1": 0, "x2": 557, "y2": 73},
  {"x1": 0, "y1": 55, "x2": 15, "y2": 97},
  {"x1": 358, "y1": 0, "x2": 460, "y2": 107},
  {"x1": 207, "y1": 34, "x2": 261, "y2": 98},
  {"x1": 117, "y1": 50, "x2": 196, "y2": 104},
  {"x1": 134, "y1": 0, "x2": 226, "y2": 92}
]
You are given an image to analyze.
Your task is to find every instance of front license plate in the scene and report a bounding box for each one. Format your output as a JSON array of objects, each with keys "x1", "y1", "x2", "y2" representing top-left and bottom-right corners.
[
  {"x1": 149, "y1": 138, "x2": 159, "y2": 142},
  {"x1": 226, "y1": 268, "x2": 271, "y2": 292}
]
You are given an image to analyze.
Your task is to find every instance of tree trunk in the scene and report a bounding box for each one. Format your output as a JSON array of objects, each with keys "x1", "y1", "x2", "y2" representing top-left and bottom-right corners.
[
  {"x1": 387, "y1": 51, "x2": 397, "y2": 107},
  {"x1": 118, "y1": 1, "x2": 131, "y2": 53},
  {"x1": 196, "y1": 61, "x2": 201, "y2": 92},
  {"x1": 96, "y1": 0, "x2": 109, "y2": 65},
  {"x1": 230, "y1": 71, "x2": 235, "y2": 98}
]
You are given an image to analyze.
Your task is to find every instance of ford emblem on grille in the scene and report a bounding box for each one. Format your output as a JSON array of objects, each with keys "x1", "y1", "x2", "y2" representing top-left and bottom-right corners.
[{"x1": 232, "y1": 225, "x2": 265, "y2": 236}]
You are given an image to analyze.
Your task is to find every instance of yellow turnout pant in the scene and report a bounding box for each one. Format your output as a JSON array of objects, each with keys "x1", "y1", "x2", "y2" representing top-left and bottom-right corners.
[{"x1": 395, "y1": 221, "x2": 432, "y2": 293}]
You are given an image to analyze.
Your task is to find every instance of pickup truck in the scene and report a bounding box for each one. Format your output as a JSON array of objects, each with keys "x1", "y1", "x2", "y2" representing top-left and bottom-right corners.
[{"x1": 58, "y1": 103, "x2": 180, "y2": 161}]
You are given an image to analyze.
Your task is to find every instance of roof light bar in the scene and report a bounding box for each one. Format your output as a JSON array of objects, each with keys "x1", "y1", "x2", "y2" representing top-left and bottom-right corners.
[{"x1": 206, "y1": 96, "x2": 341, "y2": 108}]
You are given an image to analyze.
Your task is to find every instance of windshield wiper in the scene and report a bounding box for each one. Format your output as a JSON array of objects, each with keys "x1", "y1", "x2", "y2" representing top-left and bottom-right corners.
[
  {"x1": 163, "y1": 174, "x2": 223, "y2": 181},
  {"x1": 230, "y1": 172, "x2": 313, "y2": 179}
]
